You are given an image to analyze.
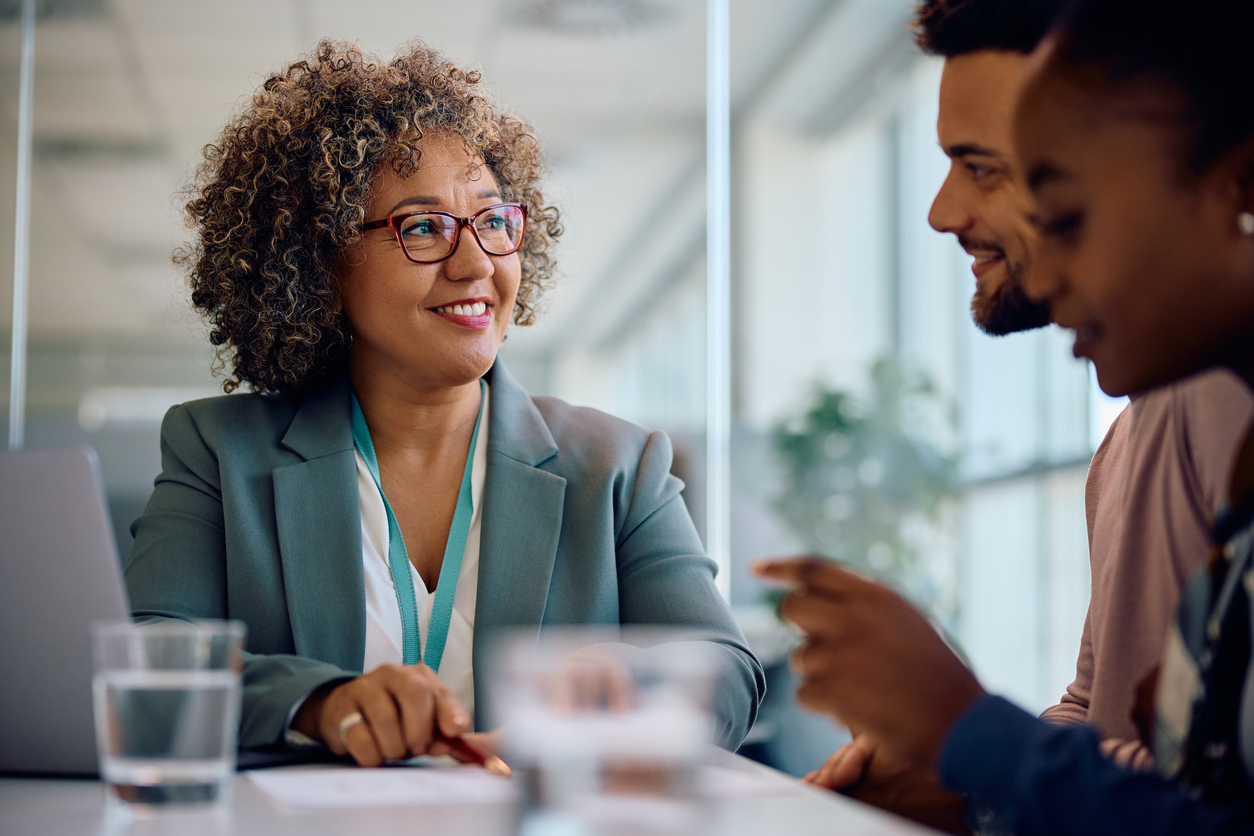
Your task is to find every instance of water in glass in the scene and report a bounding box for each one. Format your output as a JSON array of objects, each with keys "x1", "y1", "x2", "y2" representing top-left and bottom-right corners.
[{"x1": 93, "y1": 668, "x2": 240, "y2": 805}]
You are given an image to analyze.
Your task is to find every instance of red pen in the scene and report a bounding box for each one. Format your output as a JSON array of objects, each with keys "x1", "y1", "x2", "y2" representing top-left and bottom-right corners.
[{"x1": 435, "y1": 732, "x2": 511, "y2": 777}]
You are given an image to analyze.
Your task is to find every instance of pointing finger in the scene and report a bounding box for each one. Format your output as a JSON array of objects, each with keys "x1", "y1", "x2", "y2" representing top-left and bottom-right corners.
[{"x1": 752, "y1": 557, "x2": 871, "y2": 599}]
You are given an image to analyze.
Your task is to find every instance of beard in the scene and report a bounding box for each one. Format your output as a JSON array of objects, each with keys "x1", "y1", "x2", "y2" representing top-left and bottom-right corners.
[{"x1": 968, "y1": 249, "x2": 1051, "y2": 337}]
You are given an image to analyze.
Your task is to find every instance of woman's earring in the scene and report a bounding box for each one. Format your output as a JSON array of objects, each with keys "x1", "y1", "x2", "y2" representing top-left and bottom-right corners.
[{"x1": 1239, "y1": 211, "x2": 1254, "y2": 236}]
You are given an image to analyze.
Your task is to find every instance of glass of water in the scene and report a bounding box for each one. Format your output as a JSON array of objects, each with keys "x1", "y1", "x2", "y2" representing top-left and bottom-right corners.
[
  {"x1": 491, "y1": 628, "x2": 716, "y2": 836},
  {"x1": 91, "y1": 620, "x2": 245, "y2": 808}
]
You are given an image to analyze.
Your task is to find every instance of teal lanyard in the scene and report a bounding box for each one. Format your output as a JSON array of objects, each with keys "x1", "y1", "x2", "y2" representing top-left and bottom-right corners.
[{"x1": 349, "y1": 379, "x2": 485, "y2": 673}]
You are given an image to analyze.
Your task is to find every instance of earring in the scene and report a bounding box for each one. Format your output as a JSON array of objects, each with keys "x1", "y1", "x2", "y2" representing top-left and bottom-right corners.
[{"x1": 1240, "y1": 211, "x2": 1254, "y2": 236}]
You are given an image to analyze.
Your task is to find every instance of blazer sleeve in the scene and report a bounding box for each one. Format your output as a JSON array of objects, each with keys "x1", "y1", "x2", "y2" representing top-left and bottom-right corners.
[
  {"x1": 614, "y1": 429, "x2": 766, "y2": 750},
  {"x1": 126, "y1": 404, "x2": 355, "y2": 750}
]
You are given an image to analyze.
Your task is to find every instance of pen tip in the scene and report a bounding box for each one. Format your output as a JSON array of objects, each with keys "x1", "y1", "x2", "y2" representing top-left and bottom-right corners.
[{"x1": 485, "y1": 755, "x2": 512, "y2": 778}]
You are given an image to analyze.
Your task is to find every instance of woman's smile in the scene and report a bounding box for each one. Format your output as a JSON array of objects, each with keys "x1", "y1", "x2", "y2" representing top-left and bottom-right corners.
[{"x1": 430, "y1": 297, "x2": 493, "y2": 329}]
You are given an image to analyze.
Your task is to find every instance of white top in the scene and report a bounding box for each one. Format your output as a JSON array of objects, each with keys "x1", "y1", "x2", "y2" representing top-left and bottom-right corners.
[{"x1": 357, "y1": 383, "x2": 489, "y2": 718}]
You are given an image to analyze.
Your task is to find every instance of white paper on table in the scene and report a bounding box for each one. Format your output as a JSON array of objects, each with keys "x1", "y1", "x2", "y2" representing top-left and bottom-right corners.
[
  {"x1": 698, "y1": 765, "x2": 806, "y2": 798},
  {"x1": 248, "y1": 766, "x2": 518, "y2": 809}
]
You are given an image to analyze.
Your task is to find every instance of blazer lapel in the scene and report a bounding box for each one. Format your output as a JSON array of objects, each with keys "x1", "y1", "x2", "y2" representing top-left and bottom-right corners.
[
  {"x1": 273, "y1": 375, "x2": 366, "y2": 672},
  {"x1": 473, "y1": 361, "x2": 567, "y2": 725}
]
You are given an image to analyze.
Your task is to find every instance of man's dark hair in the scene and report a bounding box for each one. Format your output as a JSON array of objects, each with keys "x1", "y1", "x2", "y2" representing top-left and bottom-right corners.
[{"x1": 914, "y1": 0, "x2": 1071, "y2": 57}]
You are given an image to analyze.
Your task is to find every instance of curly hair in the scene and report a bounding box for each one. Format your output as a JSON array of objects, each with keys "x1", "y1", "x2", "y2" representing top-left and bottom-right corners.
[{"x1": 177, "y1": 39, "x2": 563, "y2": 395}]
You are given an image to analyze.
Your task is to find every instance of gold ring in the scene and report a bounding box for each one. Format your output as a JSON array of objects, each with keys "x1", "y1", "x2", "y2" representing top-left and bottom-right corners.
[{"x1": 337, "y1": 711, "x2": 365, "y2": 746}]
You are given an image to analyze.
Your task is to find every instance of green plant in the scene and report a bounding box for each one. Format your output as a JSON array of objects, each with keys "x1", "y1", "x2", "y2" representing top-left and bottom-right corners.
[{"x1": 772, "y1": 356, "x2": 959, "y2": 613}]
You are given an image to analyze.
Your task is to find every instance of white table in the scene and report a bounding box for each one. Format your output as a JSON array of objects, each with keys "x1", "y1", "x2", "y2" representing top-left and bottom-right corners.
[{"x1": 0, "y1": 749, "x2": 938, "y2": 835}]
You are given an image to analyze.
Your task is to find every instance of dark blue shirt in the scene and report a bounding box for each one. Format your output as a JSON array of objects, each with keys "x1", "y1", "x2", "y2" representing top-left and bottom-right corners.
[{"x1": 939, "y1": 695, "x2": 1254, "y2": 835}]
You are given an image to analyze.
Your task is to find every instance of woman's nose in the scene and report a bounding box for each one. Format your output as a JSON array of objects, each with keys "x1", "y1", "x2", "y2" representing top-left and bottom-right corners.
[{"x1": 443, "y1": 225, "x2": 495, "y2": 281}]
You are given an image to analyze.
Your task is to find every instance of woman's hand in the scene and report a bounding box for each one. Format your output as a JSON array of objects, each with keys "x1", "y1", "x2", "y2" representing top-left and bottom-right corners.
[
  {"x1": 804, "y1": 737, "x2": 875, "y2": 789},
  {"x1": 293, "y1": 663, "x2": 471, "y2": 768},
  {"x1": 803, "y1": 735, "x2": 971, "y2": 835},
  {"x1": 428, "y1": 730, "x2": 502, "y2": 764}
]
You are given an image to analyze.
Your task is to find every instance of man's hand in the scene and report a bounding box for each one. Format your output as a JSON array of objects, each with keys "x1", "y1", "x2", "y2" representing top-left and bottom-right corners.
[
  {"x1": 293, "y1": 663, "x2": 471, "y2": 768},
  {"x1": 1099, "y1": 738, "x2": 1155, "y2": 772},
  {"x1": 754, "y1": 557, "x2": 986, "y2": 768}
]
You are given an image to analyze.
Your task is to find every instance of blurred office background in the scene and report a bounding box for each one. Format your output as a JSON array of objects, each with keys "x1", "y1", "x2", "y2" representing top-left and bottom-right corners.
[{"x1": 0, "y1": 0, "x2": 1124, "y2": 775}]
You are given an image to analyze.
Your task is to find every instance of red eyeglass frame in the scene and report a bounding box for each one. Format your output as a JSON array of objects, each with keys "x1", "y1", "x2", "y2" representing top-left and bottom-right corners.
[{"x1": 359, "y1": 202, "x2": 529, "y2": 265}]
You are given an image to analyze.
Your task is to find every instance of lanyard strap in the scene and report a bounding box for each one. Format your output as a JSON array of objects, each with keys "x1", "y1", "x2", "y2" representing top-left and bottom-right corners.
[{"x1": 350, "y1": 379, "x2": 485, "y2": 672}]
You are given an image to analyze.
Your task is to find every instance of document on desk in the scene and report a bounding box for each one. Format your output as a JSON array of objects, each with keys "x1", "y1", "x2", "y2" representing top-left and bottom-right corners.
[
  {"x1": 698, "y1": 765, "x2": 806, "y2": 798},
  {"x1": 249, "y1": 765, "x2": 518, "y2": 809},
  {"x1": 250, "y1": 762, "x2": 800, "y2": 810}
]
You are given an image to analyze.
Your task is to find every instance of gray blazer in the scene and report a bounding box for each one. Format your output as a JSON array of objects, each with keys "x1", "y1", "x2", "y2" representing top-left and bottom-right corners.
[{"x1": 126, "y1": 362, "x2": 764, "y2": 750}]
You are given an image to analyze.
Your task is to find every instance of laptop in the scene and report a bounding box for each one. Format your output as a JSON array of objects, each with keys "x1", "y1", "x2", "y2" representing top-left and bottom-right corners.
[{"x1": 0, "y1": 445, "x2": 130, "y2": 776}]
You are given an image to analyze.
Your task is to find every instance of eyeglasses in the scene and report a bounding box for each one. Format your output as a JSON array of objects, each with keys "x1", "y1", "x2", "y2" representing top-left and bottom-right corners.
[{"x1": 360, "y1": 203, "x2": 529, "y2": 265}]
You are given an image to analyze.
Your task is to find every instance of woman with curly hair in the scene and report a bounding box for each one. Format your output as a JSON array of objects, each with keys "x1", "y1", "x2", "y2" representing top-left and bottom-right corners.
[{"x1": 125, "y1": 39, "x2": 763, "y2": 767}]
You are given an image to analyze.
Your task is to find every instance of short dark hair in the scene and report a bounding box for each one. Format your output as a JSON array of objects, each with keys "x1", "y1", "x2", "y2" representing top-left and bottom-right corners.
[
  {"x1": 1051, "y1": 0, "x2": 1254, "y2": 173},
  {"x1": 914, "y1": 0, "x2": 1071, "y2": 57}
]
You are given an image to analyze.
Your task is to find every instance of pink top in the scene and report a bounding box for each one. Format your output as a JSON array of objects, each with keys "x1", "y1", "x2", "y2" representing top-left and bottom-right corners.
[{"x1": 1040, "y1": 369, "x2": 1254, "y2": 741}]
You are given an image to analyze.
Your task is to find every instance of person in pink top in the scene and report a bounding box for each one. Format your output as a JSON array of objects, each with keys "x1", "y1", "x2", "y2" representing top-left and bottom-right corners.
[{"x1": 1041, "y1": 371, "x2": 1253, "y2": 767}]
